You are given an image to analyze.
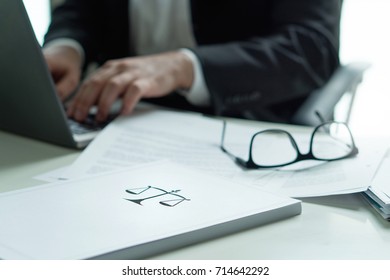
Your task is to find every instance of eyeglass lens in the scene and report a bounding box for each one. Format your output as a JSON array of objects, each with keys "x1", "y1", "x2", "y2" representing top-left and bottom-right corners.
[
  {"x1": 251, "y1": 131, "x2": 298, "y2": 166},
  {"x1": 311, "y1": 122, "x2": 354, "y2": 160}
]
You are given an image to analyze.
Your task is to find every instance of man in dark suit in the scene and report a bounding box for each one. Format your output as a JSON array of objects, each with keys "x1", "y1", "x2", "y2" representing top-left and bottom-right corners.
[{"x1": 43, "y1": 0, "x2": 342, "y2": 123}]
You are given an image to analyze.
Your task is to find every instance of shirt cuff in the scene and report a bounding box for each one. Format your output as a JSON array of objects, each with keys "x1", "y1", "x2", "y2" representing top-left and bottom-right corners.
[
  {"x1": 179, "y1": 48, "x2": 211, "y2": 107},
  {"x1": 43, "y1": 38, "x2": 85, "y2": 66}
]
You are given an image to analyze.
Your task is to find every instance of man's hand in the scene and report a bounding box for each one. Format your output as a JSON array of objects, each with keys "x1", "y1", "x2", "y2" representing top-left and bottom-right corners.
[
  {"x1": 67, "y1": 51, "x2": 194, "y2": 122},
  {"x1": 43, "y1": 45, "x2": 82, "y2": 101}
]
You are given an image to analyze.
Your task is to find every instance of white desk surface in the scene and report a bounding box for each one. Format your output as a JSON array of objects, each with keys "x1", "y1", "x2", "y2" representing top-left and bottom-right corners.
[{"x1": 1, "y1": 124, "x2": 390, "y2": 260}]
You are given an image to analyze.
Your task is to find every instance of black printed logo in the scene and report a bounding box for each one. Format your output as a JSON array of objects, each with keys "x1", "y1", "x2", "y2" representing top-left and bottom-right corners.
[{"x1": 124, "y1": 186, "x2": 190, "y2": 207}]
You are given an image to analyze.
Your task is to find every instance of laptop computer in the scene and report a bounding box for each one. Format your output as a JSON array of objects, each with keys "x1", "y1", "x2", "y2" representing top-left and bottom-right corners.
[{"x1": 0, "y1": 0, "x2": 107, "y2": 149}]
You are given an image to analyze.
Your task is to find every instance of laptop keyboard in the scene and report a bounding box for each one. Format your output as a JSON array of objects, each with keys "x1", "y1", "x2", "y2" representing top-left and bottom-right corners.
[{"x1": 67, "y1": 117, "x2": 104, "y2": 135}]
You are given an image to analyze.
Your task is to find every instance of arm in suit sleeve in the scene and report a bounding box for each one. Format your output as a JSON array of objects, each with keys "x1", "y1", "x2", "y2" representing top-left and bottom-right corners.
[
  {"x1": 44, "y1": 0, "x2": 129, "y2": 68},
  {"x1": 191, "y1": 0, "x2": 342, "y2": 122}
]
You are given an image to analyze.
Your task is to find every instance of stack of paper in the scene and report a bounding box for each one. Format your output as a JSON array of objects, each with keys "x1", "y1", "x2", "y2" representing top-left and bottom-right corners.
[
  {"x1": 0, "y1": 161, "x2": 301, "y2": 259},
  {"x1": 363, "y1": 149, "x2": 390, "y2": 221}
]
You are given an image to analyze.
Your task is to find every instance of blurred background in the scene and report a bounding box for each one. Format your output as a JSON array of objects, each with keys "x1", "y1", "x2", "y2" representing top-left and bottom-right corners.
[{"x1": 22, "y1": 0, "x2": 390, "y2": 137}]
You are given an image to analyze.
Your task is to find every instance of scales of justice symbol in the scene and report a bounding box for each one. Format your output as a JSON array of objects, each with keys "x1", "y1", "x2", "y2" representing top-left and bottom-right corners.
[{"x1": 124, "y1": 186, "x2": 190, "y2": 207}]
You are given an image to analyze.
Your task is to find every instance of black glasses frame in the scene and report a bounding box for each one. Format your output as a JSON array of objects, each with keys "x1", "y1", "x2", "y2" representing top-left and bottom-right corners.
[{"x1": 220, "y1": 120, "x2": 359, "y2": 169}]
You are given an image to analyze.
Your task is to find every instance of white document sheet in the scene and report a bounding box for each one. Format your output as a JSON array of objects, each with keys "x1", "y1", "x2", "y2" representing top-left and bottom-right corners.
[
  {"x1": 63, "y1": 107, "x2": 244, "y2": 179},
  {"x1": 0, "y1": 161, "x2": 300, "y2": 260},
  {"x1": 33, "y1": 166, "x2": 69, "y2": 182},
  {"x1": 61, "y1": 107, "x2": 386, "y2": 198}
]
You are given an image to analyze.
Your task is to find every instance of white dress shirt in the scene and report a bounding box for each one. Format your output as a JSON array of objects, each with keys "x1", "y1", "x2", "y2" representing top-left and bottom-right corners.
[{"x1": 130, "y1": 0, "x2": 210, "y2": 106}]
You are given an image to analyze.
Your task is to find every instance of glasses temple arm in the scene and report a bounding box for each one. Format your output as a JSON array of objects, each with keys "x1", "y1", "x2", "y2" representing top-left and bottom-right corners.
[
  {"x1": 220, "y1": 121, "x2": 227, "y2": 149},
  {"x1": 315, "y1": 111, "x2": 326, "y2": 124}
]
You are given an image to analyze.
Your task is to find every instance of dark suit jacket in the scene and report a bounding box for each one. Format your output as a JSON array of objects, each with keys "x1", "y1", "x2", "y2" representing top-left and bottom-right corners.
[{"x1": 44, "y1": 0, "x2": 342, "y2": 123}]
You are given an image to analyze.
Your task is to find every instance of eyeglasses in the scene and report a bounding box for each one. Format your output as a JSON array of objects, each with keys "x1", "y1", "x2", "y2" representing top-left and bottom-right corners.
[{"x1": 220, "y1": 120, "x2": 359, "y2": 169}]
